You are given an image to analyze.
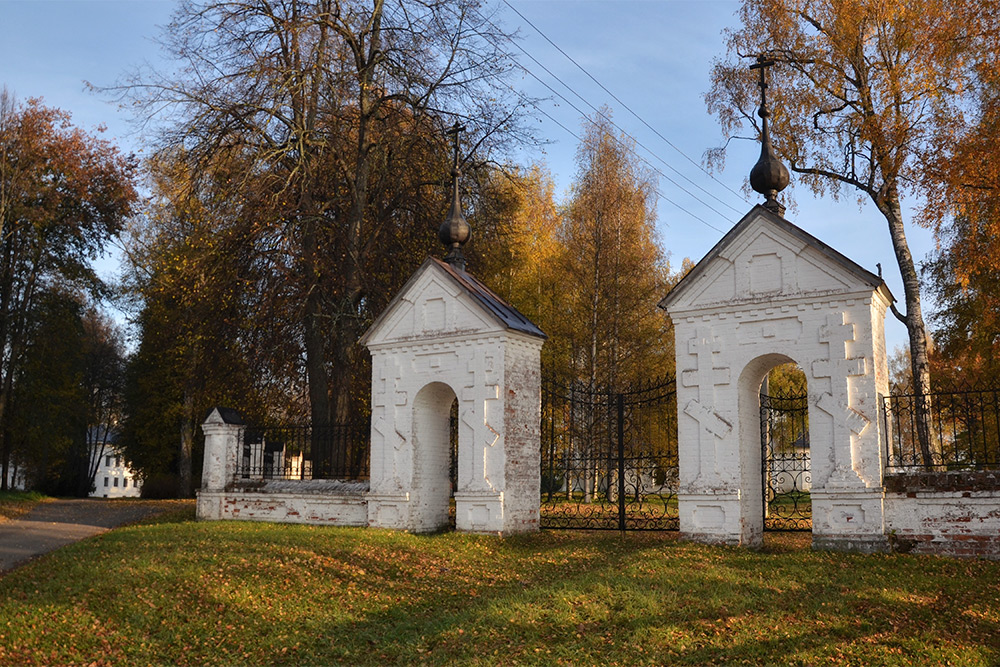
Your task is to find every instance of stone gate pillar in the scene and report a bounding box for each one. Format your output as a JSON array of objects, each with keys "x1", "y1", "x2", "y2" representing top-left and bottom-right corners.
[{"x1": 196, "y1": 407, "x2": 245, "y2": 521}]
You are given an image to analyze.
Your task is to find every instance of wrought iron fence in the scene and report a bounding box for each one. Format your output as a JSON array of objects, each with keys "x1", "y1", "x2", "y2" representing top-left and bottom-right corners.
[
  {"x1": 236, "y1": 422, "x2": 370, "y2": 481},
  {"x1": 883, "y1": 384, "x2": 1000, "y2": 471},
  {"x1": 540, "y1": 376, "x2": 678, "y2": 531},
  {"x1": 760, "y1": 388, "x2": 811, "y2": 531}
]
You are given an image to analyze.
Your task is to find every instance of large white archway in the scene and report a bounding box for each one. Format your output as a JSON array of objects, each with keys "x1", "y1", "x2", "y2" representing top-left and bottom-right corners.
[
  {"x1": 737, "y1": 353, "x2": 795, "y2": 542},
  {"x1": 738, "y1": 353, "x2": 820, "y2": 538},
  {"x1": 661, "y1": 206, "x2": 893, "y2": 552}
]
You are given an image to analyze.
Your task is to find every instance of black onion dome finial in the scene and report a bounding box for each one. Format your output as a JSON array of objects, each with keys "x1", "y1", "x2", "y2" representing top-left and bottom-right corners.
[
  {"x1": 438, "y1": 122, "x2": 471, "y2": 272},
  {"x1": 748, "y1": 54, "x2": 790, "y2": 216}
]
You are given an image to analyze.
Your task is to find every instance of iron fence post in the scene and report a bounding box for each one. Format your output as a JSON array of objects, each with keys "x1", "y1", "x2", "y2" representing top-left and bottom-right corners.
[{"x1": 617, "y1": 392, "x2": 626, "y2": 535}]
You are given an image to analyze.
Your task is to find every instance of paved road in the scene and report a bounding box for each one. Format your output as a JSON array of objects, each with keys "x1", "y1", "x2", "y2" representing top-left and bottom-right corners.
[{"x1": 0, "y1": 498, "x2": 190, "y2": 572}]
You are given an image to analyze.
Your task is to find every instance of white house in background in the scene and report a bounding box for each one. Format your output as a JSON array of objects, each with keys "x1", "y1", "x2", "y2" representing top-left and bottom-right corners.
[
  {"x1": 88, "y1": 428, "x2": 141, "y2": 498},
  {"x1": 3, "y1": 460, "x2": 27, "y2": 490}
]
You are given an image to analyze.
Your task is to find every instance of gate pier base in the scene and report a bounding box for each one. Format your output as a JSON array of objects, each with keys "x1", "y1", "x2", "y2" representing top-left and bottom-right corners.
[
  {"x1": 366, "y1": 493, "x2": 412, "y2": 530},
  {"x1": 679, "y1": 491, "x2": 761, "y2": 547},
  {"x1": 454, "y1": 491, "x2": 504, "y2": 533},
  {"x1": 811, "y1": 488, "x2": 888, "y2": 553}
]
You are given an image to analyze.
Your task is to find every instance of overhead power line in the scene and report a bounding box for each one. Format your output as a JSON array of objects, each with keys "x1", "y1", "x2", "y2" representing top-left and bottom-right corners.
[
  {"x1": 500, "y1": 77, "x2": 727, "y2": 234},
  {"x1": 512, "y1": 68, "x2": 728, "y2": 233},
  {"x1": 471, "y1": 9, "x2": 734, "y2": 231},
  {"x1": 502, "y1": 29, "x2": 740, "y2": 223},
  {"x1": 501, "y1": 0, "x2": 749, "y2": 205}
]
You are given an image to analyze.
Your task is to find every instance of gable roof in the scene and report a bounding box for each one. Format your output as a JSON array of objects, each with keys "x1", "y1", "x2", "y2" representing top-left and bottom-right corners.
[
  {"x1": 432, "y1": 258, "x2": 547, "y2": 338},
  {"x1": 360, "y1": 256, "x2": 546, "y2": 346},
  {"x1": 659, "y1": 204, "x2": 894, "y2": 312}
]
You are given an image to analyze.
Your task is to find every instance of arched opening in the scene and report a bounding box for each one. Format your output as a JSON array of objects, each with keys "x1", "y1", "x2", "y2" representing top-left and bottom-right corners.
[
  {"x1": 410, "y1": 382, "x2": 460, "y2": 532},
  {"x1": 759, "y1": 362, "x2": 811, "y2": 531},
  {"x1": 736, "y1": 353, "x2": 812, "y2": 544}
]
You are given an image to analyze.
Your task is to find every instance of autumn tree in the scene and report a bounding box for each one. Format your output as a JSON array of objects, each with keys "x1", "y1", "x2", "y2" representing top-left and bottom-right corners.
[
  {"x1": 119, "y1": 151, "x2": 281, "y2": 496},
  {"x1": 538, "y1": 111, "x2": 676, "y2": 503},
  {"x1": 6, "y1": 287, "x2": 88, "y2": 495},
  {"x1": 469, "y1": 163, "x2": 567, "y2": 370},
  {"x1": 922, "y1": 211, "x2": 1000, "y2": 383},
  {"x1": 116, "y1": 0, "x2": 528, "y2": 433},
  {"x1": 921, "y1": 16, "x2": 1000, "y2": 278},
  {"x1": 0, "y1": 91, "x2": 137, "y2": 489},
  {"x1": 920, "y1": 34, "x2": 1000, "y2": 384},
  {"x1": 558, "y1": 111, "x2": 675, "y2": 391},
  {"x1": 706, "y1": 0, "x2": 994, "y2": 465},
  {"x1": 6, "y1": 289, "x2": 126, "y2": 496}
]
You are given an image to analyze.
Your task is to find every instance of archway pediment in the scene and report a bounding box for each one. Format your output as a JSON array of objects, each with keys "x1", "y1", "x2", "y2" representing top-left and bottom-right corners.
[{"x1": 661, "y1": 206, "x2": 893, "y2": 314}]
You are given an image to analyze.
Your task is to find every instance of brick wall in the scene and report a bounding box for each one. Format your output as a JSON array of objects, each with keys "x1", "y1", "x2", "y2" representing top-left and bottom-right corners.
[
  {"x1": 198, "y1": 488, "x2": 368, "y2": 526},
  {"x1": 884, "y1": 472, "x2": 1000, "y2": 559}
]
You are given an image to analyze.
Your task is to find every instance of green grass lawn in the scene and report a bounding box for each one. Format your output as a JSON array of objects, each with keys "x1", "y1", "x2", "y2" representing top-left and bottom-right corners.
[
  {"x1": 0, "y1": 490, "x2": 48, "y2": 521},
  {"x1": 1, "y1": 508, "x2": 998, "y2": 666}
]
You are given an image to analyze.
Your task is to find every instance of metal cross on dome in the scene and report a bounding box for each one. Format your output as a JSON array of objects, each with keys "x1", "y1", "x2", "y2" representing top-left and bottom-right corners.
[
  {"x1": 748, "y1": 53, "x2": 790, "y2": 215},
  {"x1": 749, "y1": 54, "x2": 775, "y2": 111},
  {"x1": 438, "y1": 121, "x2": 471, "y2": 271},
  {"x1": 446, "y1": 122, "x2": 466, "y2": 172}
]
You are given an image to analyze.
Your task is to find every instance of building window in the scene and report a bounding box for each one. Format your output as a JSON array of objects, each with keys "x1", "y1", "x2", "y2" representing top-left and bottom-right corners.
[
  {"x1": 104, "y1": 477, "x2": 109, "y2": 487},
  {"x1": 115, "y1": 456, "x2": 121, "y2": 468},
  {"x1": 113, "y1": 478, "x2": 119, "y2": 487},
  {"x1": 105, "y1": 455, "x2": 112, "y2": 467},
  {"x1": 123, "y1": 479, "x2": 128, "y2": 488}
]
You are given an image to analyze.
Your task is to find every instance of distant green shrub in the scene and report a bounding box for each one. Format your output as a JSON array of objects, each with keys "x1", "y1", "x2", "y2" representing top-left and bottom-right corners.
[{"x1": 140, "y1": 473, "x2": 181, "y2": 499}]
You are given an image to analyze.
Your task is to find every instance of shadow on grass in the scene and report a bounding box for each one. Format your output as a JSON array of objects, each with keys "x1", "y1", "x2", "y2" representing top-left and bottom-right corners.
[{"x1": 1, "y1": 520, "x2": 998, "y2": 666}]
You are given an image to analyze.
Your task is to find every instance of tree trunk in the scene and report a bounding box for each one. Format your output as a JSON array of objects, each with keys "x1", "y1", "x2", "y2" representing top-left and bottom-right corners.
[
  {"x1": 585, "y1": 215, "x2": 602, "y2": 505},
  {"x1": 301, "y1": 214, "x2": 334, "y2": 477},
  {"x1": 87, "y1": 439, "x2": 107, "y2": 496},
  {"x1": 880, "y1": 189, "x2": 937, "y2": 467},
  {"x1": 0, "y1": 439, "x2": 8, "y2": 491},
  {"x1": 303, "y1": 280, "x2": 332, "y2": 430},
  {"x1": 328, "y1": 171, "x2": 366, "y2": 426},
  {"x1": 326, "y1": 0, "x2": 380, "y2": 426},
  {"x1": 179, "y1": 389, "x2": 194, "y2": 497}
]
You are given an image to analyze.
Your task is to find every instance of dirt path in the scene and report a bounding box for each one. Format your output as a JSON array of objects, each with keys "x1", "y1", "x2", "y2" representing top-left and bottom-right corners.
[{"x1": 0, "y1": 498, "x2": 192, "y2": 573}]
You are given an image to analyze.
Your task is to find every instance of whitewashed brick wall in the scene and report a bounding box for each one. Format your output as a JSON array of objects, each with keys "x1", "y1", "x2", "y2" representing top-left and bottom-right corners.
[{"x1": 362, "y1": 258, "x2": 543, "y2": 535}]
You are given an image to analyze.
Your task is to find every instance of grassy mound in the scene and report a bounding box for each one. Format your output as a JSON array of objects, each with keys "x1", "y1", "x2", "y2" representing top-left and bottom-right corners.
[{"x1": 0, "y1": 513, "x2": 997, "y2": 665}]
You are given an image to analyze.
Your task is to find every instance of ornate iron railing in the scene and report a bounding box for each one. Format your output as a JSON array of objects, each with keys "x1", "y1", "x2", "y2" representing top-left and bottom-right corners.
[
  {"x1": 540, "y1": 376, "x2": 679, "y2": 531},
  {"x1": 235, "y1": 422, "x2": 370, "y2": 481},
  {"x1": 883, "y1": 384, "x2": 1000, "y2": 471}
]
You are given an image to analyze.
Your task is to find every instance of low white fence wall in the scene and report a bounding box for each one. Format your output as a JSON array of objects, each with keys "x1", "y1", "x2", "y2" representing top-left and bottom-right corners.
[
  {"x1": 883, "y1": 472, "x2": 1000, "y2": 559},
  {"x1": 197, "y1": 407, "x2": 1000, "y2": 558},
  {"x1": 197, "y1": 410, "x2": 370, "y2": 527},
  {"x1": 197, "y1": 481, "x2": 369, "y2": 526}
]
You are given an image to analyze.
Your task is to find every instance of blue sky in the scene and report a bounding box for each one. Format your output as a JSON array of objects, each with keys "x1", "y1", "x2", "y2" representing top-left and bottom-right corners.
[{"x1": 0, "y1": 0, "x2": 933, "y2": 351}]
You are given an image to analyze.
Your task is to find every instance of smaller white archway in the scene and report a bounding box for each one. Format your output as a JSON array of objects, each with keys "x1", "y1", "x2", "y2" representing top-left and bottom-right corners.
[{"x1": 361, "y1": 257, "x2": 545, "y2": 534}]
